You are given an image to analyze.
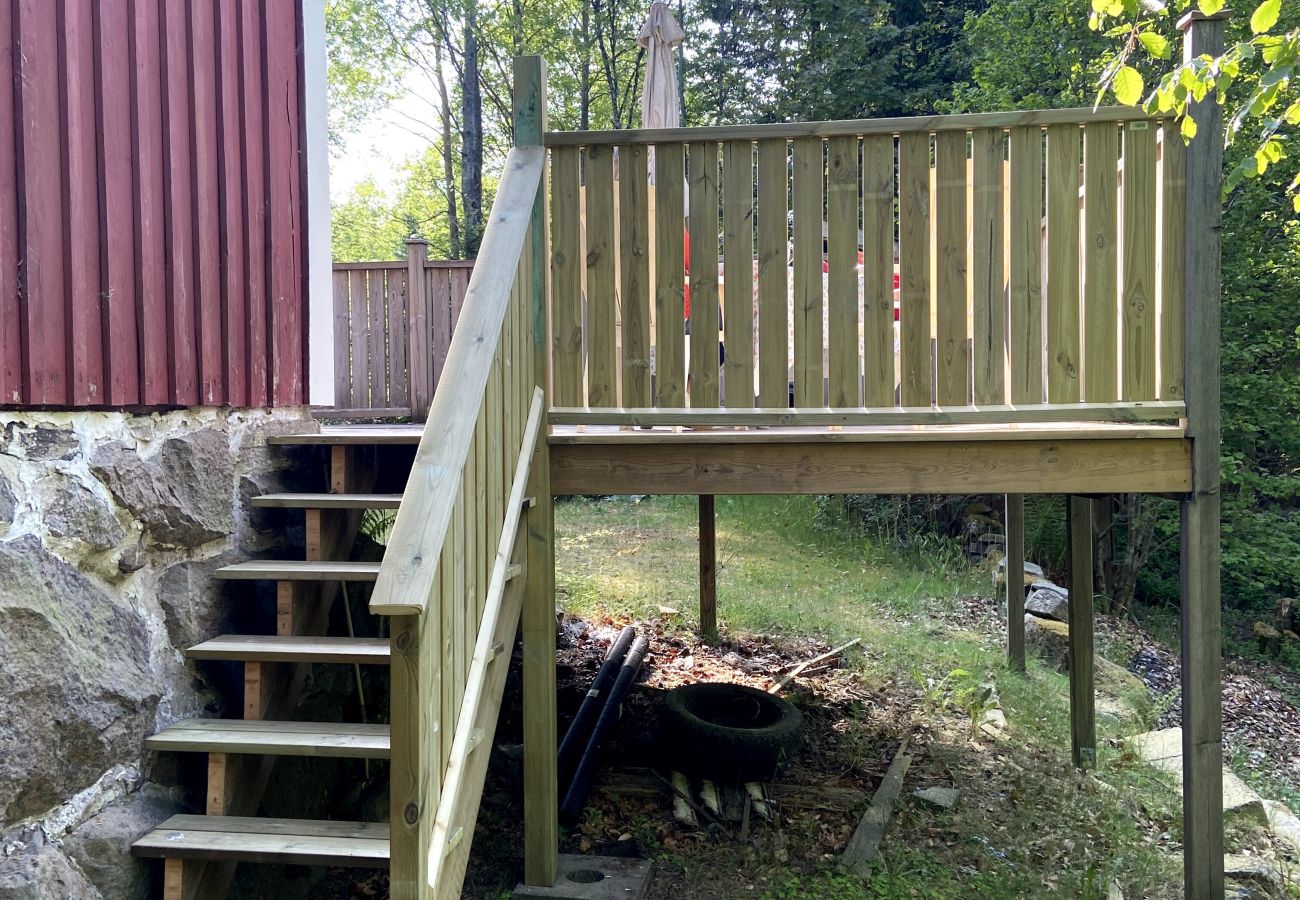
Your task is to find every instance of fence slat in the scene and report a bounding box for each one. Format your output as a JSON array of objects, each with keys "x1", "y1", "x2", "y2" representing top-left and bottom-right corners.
[
  {"x1": 722, "y1": 140, "x2": 755, "y2": 408},
  {"x1": 898, "y1": 131, "x2": 931, "y2": 406},
  {"x1": 550, "y1": 145, "x2": 583, "y2": 406},
  {"x1": 792, "y1": 137, "x2": 823, "y2": 407},
  {"x1": 585, "y1": 144, "x2": 617, "y2": 406},
  {"x1": 431, "y1": 266, "x2": 452, "y2": 393},
  {"x1": 688, "y1": 141, "x2": 720, "y2": 407},
  {"x1": 1046, "y1": 124, "x2": 1081, "y2": 403},
  {"x1": 1160, "y1": 122, "x2": 1186, "y2": 401},
  {"x1": 1008, "y1": 126, "x2": 1043, "y2": 405},
  {"x1": 756, "y1": 139, "x2": 788, "y2": 407},
  {"x1": 619, "y1": 144, "x2": 652, "y2": 407},
  {"x1": 332, "y1": 271, "x2": 350, "y2": 404},
  {"x1": 368, "y1": 268, "x2": 386, "y2": 405},
  {"x1": 1083, "y1": 122, "x2": 1119, "y2": 402},
  {"x1": 827, "y1": 135, "x2": 859, "y2": 407},
  {"x1": 1122, "y1": 122, "x2": 1157, "y2": 401},
  {"x1": 654, "y1": 142, "x2": 687, "y2": 407},
  {"x1": 388, "y1": 270, "x2": 409, "y2": 407},
  {"x1": 349, "y1": 271, "x2": 369, "y2": 407},
  {"x1": 862, "y1": 135, "x2": 894, "y2": 407},
  {"x1": 971, "y1": 128, "x2": 1005, "y2": 405},
  {"x1": 935, "y1": 130, "x2": 968, "y2": 406}
]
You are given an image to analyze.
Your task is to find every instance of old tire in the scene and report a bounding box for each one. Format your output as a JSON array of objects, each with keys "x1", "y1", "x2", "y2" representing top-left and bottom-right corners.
[{"x1": 659, "y1": 682, "x2": 803, "y2": 782}]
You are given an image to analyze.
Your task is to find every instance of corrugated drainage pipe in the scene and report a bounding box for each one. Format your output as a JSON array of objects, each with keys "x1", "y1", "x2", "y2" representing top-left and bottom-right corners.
[{"x1": 558, "y1": 625, "x2": 637, "y2": 788}]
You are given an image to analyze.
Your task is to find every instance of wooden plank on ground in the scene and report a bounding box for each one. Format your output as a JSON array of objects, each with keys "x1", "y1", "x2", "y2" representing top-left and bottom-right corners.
[
  {"x1": 688, "y1": 141, "x2": 720, "y2": 407},
  {"x1": 655, "y1": 142, "x2": 687, "y2": 407},
  {"x1": 971, "y1": 128, "x2": 1005, "y2": 405},
  {"x1": 862, "y1": 136, "x2": 895, "y2": 407},
  {"x1": 586, "y1": 143, "x2": 617, "y2": 407},
  {"x1": 841, "y1": 737, "x2": 913, "y2": 876},
  {"x1": 722, "y1": 141, "x2": 755, "y2": 407},
  {"x1": 934, "y1": 130, "x2": 968, "y2": 406},
  {"x1": 1008, "y1": 126, "x2": 1044, "y2": 405},
  {"x1": 827, "y1": 135, "x2": 860, "y2": 407},
  {"x1": 898, "y1": 132, "x2": 931, "y2": 406},
  {"x1": 550, "y1": 145, "x2": 583, "y2": 406},
  {"x1": 1122, "y1": 121, "x2": 1157, "y2": 401},
  {"x1": 619, "y1": 144, "x2": 652, "y2": 406},
  {"x1": 1083, "y1": 122, "x2": 1119, "y2": 402},
  {"x1": 756, "y1": 140, "x2": 789, "y2": 407},
  {"x1": 1046, "y1": 124, "x2": 1081, "y2": 403},
  {"x1": 792, "y1": 137, "x2": 824, "y2": 407}
]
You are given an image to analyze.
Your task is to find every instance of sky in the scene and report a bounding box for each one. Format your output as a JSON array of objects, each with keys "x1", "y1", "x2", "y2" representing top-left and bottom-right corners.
[{"x1": 329, "y1": 66, "x2": 439, "y2": 202}]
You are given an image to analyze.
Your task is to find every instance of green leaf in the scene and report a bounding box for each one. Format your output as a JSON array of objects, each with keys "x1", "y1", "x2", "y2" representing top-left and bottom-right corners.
[
  {"x1": 1181, "y1": 114, "x2": 1198, "y2": 139},
  {"x1": 1200, "y1": 0, "x2": 1226, "y2": 14},
  {"x1": 1114, "y1": 65, "x2": 1146, "y2": 105},
  {"x1": 1251, "y1": 0, "x2": 1281, "y2": 34},
  {"x1": 1139, "y1": 31, "x2": 1171, "y2": 58}
]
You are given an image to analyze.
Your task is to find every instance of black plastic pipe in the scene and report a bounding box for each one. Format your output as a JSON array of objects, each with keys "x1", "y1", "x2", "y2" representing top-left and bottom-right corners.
[
  {"x1": 557, "y1": 625, "x2": 637, "y2": 785},
  {"x1": 559, "y1": 633, "x2": 650, "y2": 825}
]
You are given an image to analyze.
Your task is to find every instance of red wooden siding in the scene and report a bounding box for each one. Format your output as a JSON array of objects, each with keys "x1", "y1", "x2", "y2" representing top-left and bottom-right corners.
[{"x1": 0, "y1": 0, "x2": 308, "y2": 410}]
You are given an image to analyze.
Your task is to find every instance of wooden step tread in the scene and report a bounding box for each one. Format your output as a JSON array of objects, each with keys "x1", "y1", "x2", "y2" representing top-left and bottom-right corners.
[
  {"x1": 131, "y1": 815, "x2": 389, "y2": 868},
  {"x1": 187, "y1": 635, "x2": 390, "y2": 664},
  {"x1": 269, "y1": 426, "x2": 422, "y2": 446},
  {"x1": 251, "y1": 493, "x2": 403, "y2": 510},
  {"x1": 147, "y1": 719, "x2": 390, "y2": 759},
  {"x1": 214, "y1": 560, "x2": 381, "y2": 581}
]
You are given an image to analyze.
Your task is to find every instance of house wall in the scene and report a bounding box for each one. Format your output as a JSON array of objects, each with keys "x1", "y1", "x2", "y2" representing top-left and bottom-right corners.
[
  {"x1": 0, "y1": 406, "x2": 312, "y2": 898},
  {"x1": 0, "y1": 0, "x2": 309, "y2": 411}
]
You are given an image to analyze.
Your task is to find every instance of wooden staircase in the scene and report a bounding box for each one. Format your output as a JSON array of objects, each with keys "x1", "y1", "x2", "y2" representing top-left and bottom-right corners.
[{"x1": 131, "y1": 441, "x2": 409, "y2": 897}]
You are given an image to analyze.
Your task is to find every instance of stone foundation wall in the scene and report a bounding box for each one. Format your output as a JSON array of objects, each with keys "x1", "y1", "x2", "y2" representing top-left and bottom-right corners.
[{"x1": 0, "y1": 407, "x2": 314, "y2": 899}]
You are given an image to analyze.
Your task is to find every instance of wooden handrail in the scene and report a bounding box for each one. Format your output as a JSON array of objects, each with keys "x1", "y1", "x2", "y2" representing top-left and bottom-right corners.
[
  {"x1": 545, "y1": 106, "x2": 1161, "y2": 147},
  {"x1": 370, "y1": 145, "x2": 545, "y2": 616}
]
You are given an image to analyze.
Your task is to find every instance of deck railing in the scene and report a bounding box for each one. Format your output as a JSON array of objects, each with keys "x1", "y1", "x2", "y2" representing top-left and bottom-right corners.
[
  {"x1": 368, "y1": 143, "x2": 545, "y2": 898},
  {"x1": 544, "y1": 107, "x2": 1188, "y2": 426},
  {"x1": 329, "y1": 250, "x2": 473, "y2": 418}
]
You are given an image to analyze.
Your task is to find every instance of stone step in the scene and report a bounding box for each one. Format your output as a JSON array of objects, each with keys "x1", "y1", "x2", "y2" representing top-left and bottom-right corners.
[
  {"x1": 251, "y1": 492, "x2": 402, "y2": 510},
  {"x1": 213, "y1": 560, "x2": 380, "y2": 582},
  {"x1": 1129, "y1": 726, "x2": 1268, "y2": 825},
  {"x1": 186, "y1": 635, "x2": 390, "y2": 665},
  {"x1": 131, "y1": 815, "x2": 389, "y2": 868},
  {"x1": 147, "y1": 719, "x2": 389, "y2": 759}
]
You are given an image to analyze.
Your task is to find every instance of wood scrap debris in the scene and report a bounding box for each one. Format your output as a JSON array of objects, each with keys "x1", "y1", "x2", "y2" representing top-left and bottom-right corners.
[
  {"x1": 840, "y1": 736, "x2": 914, "y2": 877},
  {"x1": 769, "y1": 637, "x2": 862, "y2": 694}
]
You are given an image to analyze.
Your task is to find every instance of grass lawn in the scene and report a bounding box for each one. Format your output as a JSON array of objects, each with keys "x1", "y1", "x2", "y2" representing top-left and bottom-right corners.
[{"x1": 552, "y1": 494, "x2": 1274, "y2": 899}]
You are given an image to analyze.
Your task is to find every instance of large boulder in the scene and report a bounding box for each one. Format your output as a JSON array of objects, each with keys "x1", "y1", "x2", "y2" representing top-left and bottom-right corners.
[
  {"x1": 61, "y1": 784, "x2": 182, "y2": 900},
  {"x1": 1025, "y1": 584, "x2": 1070, "y2": 622},
  {"x1": 0, "y1": 841, "x2": 99, "y2": 900},
  {"x1": 0, "y1": 536, "x2": 158, "y2": 824},
  {"x1": 91, "y1": 431, "x2": 234, "y2": 548},
  {"x1": 1128, "y1": 727, "x2": 1268, "y2": 826},
  {"x1": 38, "y1": 476, "x2": 124, "y2": 552}
]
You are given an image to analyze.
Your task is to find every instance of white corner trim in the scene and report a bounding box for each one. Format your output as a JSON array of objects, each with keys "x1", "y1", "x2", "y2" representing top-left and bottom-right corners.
[{"x1": 303, "y1": 0, "x2": 334, "y2": 406}]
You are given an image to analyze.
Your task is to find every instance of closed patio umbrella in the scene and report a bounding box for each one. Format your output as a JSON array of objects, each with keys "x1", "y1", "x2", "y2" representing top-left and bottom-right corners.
[{"x1": 638, "y1": 1, "x2": 684, "y2": 133}]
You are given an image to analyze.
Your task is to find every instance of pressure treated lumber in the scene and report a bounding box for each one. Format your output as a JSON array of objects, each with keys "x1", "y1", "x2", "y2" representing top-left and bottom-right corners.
[
  {"x1": 1005, "y1": 494, "x2": 1026, "y2": 672},
  {"x1": 841, "y1": 737, "x2": 913, "y2": 875},
  {"x1": 1067, "y1": 496, "x2": 1095, "y2": 768},
  {"x1": 213, "y1": 560, "x2": 381, "y2": 582},
  {"x1": 251, "y1": 493, "x2": 402, "y2": 509},
  {"x1": 132, "y1": 816, "x2": 390, "y2": 868},
  {"x1": 186, "y1": 635, "x2": 391, "y2": 664},
  {"x1": 146, "y1": 720, "x2": 390, "y2": 758},
  {"x1": 699, "y1": 495, "x2": 718, "y2": 642}
]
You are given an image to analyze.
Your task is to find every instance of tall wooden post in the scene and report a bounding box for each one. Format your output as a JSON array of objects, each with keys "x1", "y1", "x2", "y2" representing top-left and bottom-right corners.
[
  {"x1": 1178, "y1": 10, "x2": 1227, "y2": 898},
  {"x1": 515, "y1": 54, "x2": 558, "y2": 889},
  {"x1": 1067, "y1": 496, "x2": 1095, "y2": 768},
  {"x1": 1005, "y1": 494, "x2": 1025, "y2": 671},
  {"x1": 406, "y1": 238, "x2": 432, "y2": 421},
  {"x1": 699, "y1": 495, "x2": 718, "y2": 642}
]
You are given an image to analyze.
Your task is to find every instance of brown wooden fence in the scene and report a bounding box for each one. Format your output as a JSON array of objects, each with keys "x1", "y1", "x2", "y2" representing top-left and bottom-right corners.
[
  {"x1": 0, "y1": 0, "x2": 306, "y2": 410},
  {"x1": 329, "y1": 241, "x2": 473, "y2": 419}
]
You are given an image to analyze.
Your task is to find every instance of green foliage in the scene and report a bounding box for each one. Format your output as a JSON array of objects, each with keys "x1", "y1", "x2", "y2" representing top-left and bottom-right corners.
[{"x1": 325, "y1": 0, "x2": 406, "y2": 146}]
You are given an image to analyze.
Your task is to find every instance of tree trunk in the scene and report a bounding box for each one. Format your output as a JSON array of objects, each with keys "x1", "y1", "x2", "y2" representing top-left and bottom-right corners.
[
  {"x1": 434, "y1": 39, "x2": 460, "y2": 259},
  {"x1": 459, "y1": 0, "x2": 484, "y2": 258}
]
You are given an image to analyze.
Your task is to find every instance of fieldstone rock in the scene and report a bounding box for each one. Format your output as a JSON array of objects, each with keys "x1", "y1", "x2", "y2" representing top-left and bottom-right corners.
[
  {"x1": 1022, "y1": 615, "x2": 1147, "y2": 699},
  {"x1": 116, "y1": 539, "x2": 147, "y2": 575},
  {"x1": 994, "y1": 557, "x2": 1046, "y2": 589},
  {"x1": 0, "y1": 535, "x2": 157, "y2": 823},
  {"x1": 0, "y1": 472, "x2": 14, "y2": 527},
  {"x1": 38, "y1": 476, "x2": 124, "y2": 552},
  {"x1": 912, "y1": 786, "x2": 959, "y2": 810},
  {"x1": 61, "y1": 784, "x2": 182, "y2": 900},
  {"x1": 1224, "y1": 854, "x2": 1284, "y2": 898},
  {"x1": 91, "y1": 430, "x2": 234, "y2": 547},
  {"x1": 1128, "y1": 727, "x2": 1269, "y2": 826},
  {"x1": 0, "y1": 842, "x2": 99, "y2": 900},
  {"x1": 156, "y1": 555, "x2": 241, "y2": 649},
  {"x1": 2, "y1": 423, "x2": 80, "y2": 462},
  {"x1": 1025, "y1": 584, "x2": 1070, "y2": 622},
  {"x1": 1263, "y1": 799, "x2": 1300, "y2": 855}
]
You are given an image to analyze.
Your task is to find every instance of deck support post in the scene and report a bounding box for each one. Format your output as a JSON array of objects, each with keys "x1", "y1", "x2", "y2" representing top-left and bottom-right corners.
[
  {"x1": 1066, "y1": 496, "x2": 1095, "y2": 768},
  {"x1": 1178, "y1": 10, "x2": 1228, "y2": 898},
  {"x1": 515, "y1": 54, "x2": 559, "y2": 889},
  {"x1": 699, "y1": 495, "x2": 718, "y2": 642},
  {"x1": 1004, "y1": 494, "x2": 1025, "y2": 671},
  {"x1": 406, "y1": 238, "x2": 433, "y2": 422}
]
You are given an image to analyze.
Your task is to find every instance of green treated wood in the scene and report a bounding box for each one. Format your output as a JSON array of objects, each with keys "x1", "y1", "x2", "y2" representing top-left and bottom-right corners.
[
  {"x1": 1083, "y1": 123, "x2": 1119, "y2": 402},
  {"x1": 934, "y1": 130, "x2": 968, "y2": 406},
  {"x1": 1067, "y1": 495, "x2": 1095, "y2": 769},
  {"x1": 792, "y1": 137, "x2": 824, "y2": 406},
  {"x1": 722, "y1": 141, "x2": 755, "y2": 407},
  {"x1": 971, "y1": 129, "x2": 1006, "y2": 405},
  {"x1": 688, "y1": 141, "x2": 720, "y2": 407},
  {"x1": 655, "y1": 142, "x2": 687, "y2": 407},
  {"x1": 187, "y1": 635, "x2": 391, "y2": 665},
  {"x1": 699, "y1": 495, "x2": 718, "y2": 642},
  {"x1": 550, "y1": 146, "x2": 583, "y2": 407},
  {"x1": 1046, "y1": 124, "x2": 1081, "y2": 403},
  {"x1": 619, "y1": 144, "x2": 652, "y2": 406},
  {"x1": 1160, "y1": 122, "x2": 1186, "y2": 401},
  {"x1": 826, "y1": 135, "x2": 860, "y2": 407},
  {"x1": 1122, "y1": 121, "x2": 1157, "y2": 401},
  {"x1": 1008, "y1": 126, "x2": 1043, "y2": 405},
  {"x1": 898, "y1": 132, "x2": 931, "y2": 407},
  {"x1": 147, "y1": 720, "x2": 391, "y2": 759},
  {"x1": 132, "y1": 816, "x2": 390, "y2": 868},
  {"x1": 585, "y1": 144, "x2": 617, "y2": 407},
  {"x1": 862, "y1": 135, "x2": 895, "y2": 407},
  {"x1": 1005, "y1": 494, "x2": 1025, "y2": 672},
  {"x1": 756, "y1": 140, "x2": 789, "y2": 407}
]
